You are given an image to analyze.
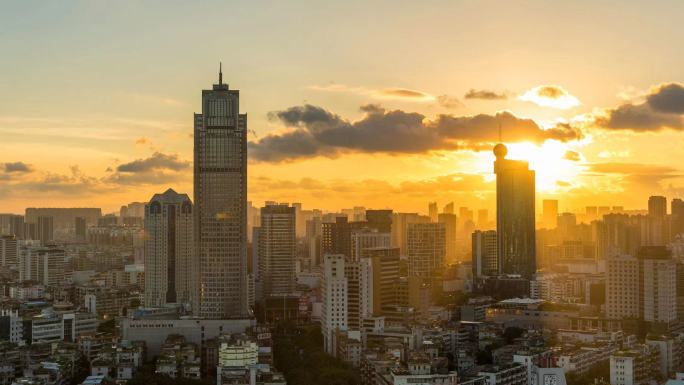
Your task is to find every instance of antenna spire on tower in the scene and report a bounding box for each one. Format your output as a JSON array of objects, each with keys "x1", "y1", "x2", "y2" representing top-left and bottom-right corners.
[
  {"x1": 498, "y1": 122, "x2": 502, "y2": 142},
  {"x1": 219, "y1": 62, "x2": 223, "y2": 85}
]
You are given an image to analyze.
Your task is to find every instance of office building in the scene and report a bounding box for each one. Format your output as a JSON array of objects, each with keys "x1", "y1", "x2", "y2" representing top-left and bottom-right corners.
[
  {"x1": 322, "y1": 216, "x2": 367, "y2": 259},
  {"x1": 351, "y1": 230, "x2": 391, "y2": 261},
  {"x1": 144, "y1": 189, "x2": 196, "y2": 309},
  {"x1": 493, "y1": 142, "x2": 536, "y2": 278},
  {"x1": 472, "y1": 230, "x2": 498, "y2": 277},
  {"x1": 194, "y1": 68, "x2": 250, "y2": 319},
  {"x1": 258, "y1": 203, "x2": 296, "y2": 298},
  {"x1": 407, "y1": 223, "x2": 446, "y2": 277}
]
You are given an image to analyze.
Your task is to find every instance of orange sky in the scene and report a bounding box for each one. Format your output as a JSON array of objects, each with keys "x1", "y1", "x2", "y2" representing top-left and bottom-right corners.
[{"x1": 1, "y1": 1, "x2": 684, "y2": 214}]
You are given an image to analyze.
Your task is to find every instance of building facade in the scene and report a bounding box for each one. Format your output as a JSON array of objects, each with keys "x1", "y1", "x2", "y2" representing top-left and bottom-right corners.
[
  {"x1": 144, "y1": 189, "x2": 196, "y2": 309},
  {"x1": 194, "y1": 68, "x2": 250, "y2": 319}
]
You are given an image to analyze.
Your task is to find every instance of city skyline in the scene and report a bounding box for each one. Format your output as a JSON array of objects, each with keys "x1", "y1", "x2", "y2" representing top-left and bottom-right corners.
[{"x1": 2, "y1": 1, "x2": 684, "y2": 213}]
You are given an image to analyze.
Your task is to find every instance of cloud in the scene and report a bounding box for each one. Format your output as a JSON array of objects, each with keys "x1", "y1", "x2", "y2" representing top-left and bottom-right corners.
[
  {"x1": 250, "y1": 104, "x2": 583, "y2": 162},
  {"x1": 116, "y1": 152, "x2": 189, "y2": 173},
  {"x1": 464, "y1": 89, "x2": 508, "y2": 100},
  {"x1": 436, "y1": 95, "x2": 463, "y2": 109},
  {"x1": 594, "y1": 102, "x2": 682, "y2": 131},
  {"x1": 563, "y1": 150, "x2": 581, "y2": 162},
  {"x1": 585, "y1": 162, "x2": 678, "y2": 176},
  {"x1": 519, "y1": 85, "x2": 580, "y2": 109},
  {"x1": 593, "y1": 83, "x2": 684, "y2": 131},
  {"x1": 646, "y1": 83, "x2": 684, "y2": 114},
  {"x1": 135, "y1": 137, "x2": 151, "y2": 146},
  {"x1": 379, "y1": 88, "x2": 433, "y2": 100},
  {"x1": 105, "y1": 152, "x2": 190, "y2": 185},
  {"x1": 3, "y1": 162, "x2": 33, "y2": 173},
  {"x1": 308, "y1": 84, "x2": 435, "y2": 101}
]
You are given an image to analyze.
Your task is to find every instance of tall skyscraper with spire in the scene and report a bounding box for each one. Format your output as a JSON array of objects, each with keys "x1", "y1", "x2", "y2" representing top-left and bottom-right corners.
[
  {"x1": 493, "y1": 142, "x2": 536, "y2": 278},
  {"x1": 194, "y1": 66, "x2": 250, "y2": 319}
]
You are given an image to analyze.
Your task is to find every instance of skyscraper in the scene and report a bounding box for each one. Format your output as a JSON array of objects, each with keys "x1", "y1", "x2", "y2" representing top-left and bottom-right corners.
[
  {"x1": 493, "y1": 142, "x2": 536, "y2": 278},
  {"x1": 542, "y1": 199, "x2": 558, "y2": 229},
  {"x1": 144, "y1": 189, "x2": 195, "y2": 309},
  {"x1": 194, "y1": 67, "x2": 250, "y2": 319},
  {"x1": 258, "y1": 203, "x2": 296, "y2": 298},
  {"x1": 428, "y1": 202, "x2": 438, "y2": 222}
]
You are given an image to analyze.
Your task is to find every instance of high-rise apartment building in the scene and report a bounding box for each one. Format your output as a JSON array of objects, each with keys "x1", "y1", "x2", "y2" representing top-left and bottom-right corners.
[
  {"x1": 36, "y1": 216, "x2": 54, "y2": 245},
  {"x1": 144, "y1": 189, "x2": 195, "y2": 309},
  {"x1": 321, "y1": 254, "x2": 348, "y2": 354},
  {"x1": 194, "y1": 68, "x2": 250, "y2": 319},
  {"x1": 428, "y1": 202, "x2": 438, "y2": 223},
  {"x1": 648, "y1": 196, "x2": 667, "y2": 218},
  {"x1": 472, "y1": 230, "x2": 498, "y2": 277},
  {"x1": 75, "y1": 217, "x2": 87, "y2": 241},
  {"x1": 542, "y1": 200, "x2": 558, "y2": 229},
  {"x1": 0, "y1": 235, "x2": 18, "y2": 269},
  {"x1": 493, "y1": 143, "x2": 536, "y2": 278},
  {"x1": 19, "y1": 244, "x2": 65, "y2": 286},
  {"x1": 391, "y1": 213, "x2": 430, "y2": 256},
  {"x1": 672, "y1": 198, "x2": 684, "y2": 239},
  {"x1": 364, "y1": 247, "x2": 401, "y2": 315},
  {"x1": 606, "y1": 246, "x2": 677, "y2": 324},
  {"x1": 9, "y1": 215, "x2": 25, "y2": 239},
  {"x1": 606, "y1": 254, "x2": 641, "y2": 319},
  {"x1": 407, "y1": 223, "x2": 446, "y2": 277},
  {"x1": 438, "y1": 213, "x2": 457, "y2": 262},
  {"x1": 258, "y1": 203, "x2": 296, "y2": 298},
  {"x1": 595, "y1": 214, "x2": 642, "y2": 259},
  {"x1": 477, "y1": 209, "x2": 489, "y2": 228}
]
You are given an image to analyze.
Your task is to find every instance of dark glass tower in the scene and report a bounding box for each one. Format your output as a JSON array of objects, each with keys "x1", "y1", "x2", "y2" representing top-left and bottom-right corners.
[
  {"x1": 493, "y1": 143, "x2": 536, "y2": 278},
  {"x1": 194, "y1": 67, "x2": 250, "y2": 319}
]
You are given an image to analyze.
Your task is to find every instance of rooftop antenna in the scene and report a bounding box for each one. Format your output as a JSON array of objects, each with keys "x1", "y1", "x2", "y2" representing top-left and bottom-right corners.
[{"x1": 219, "y1": 62, "x2": 223, "y2": 84}]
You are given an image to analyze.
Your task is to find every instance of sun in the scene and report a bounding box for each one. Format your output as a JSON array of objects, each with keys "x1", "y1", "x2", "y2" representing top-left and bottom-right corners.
[{"x1": 496, "y1": 141, "x2": 583, "y2": 193}]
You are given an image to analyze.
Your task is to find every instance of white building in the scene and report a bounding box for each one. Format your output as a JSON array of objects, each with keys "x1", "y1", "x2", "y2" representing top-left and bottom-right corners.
[
  {"x1": 610, "y1": 345, "x2": 659, "y2": 385},
  {"x1": 321, "y1": 254, "x2": 348, "y2": 354}
]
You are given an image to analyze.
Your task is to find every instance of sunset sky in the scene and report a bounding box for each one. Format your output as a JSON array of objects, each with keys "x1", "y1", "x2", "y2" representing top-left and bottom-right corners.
[{"x1": 1, "y1": 0, "x2": 684, "y2": 214}]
